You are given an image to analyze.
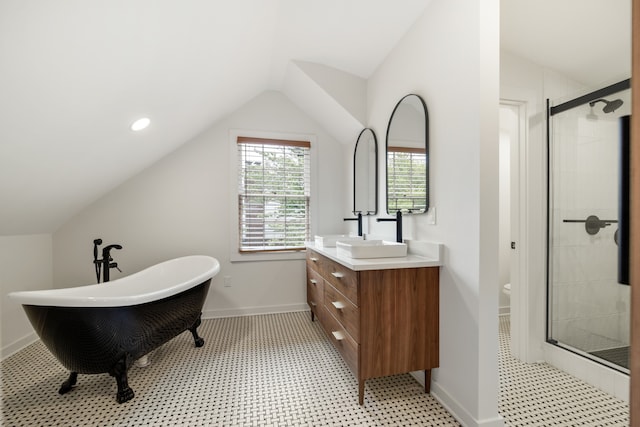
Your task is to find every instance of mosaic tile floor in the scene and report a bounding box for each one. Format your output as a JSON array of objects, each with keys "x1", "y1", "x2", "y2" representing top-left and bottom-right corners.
[
  {"x1": 1, "y1": 312, "x2": 457, "y2": 426},
  {"x1": 498, "y1": 316, "x2": 629, "y2": 426},
  {"x1": 1, "y1": 312, "x2": 630, "y2": 426}
]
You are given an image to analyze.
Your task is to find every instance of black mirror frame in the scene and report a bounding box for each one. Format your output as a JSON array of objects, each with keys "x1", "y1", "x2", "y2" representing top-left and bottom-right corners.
[
  {"x1": 385, "y1": 93, "x2": 429, "y2": 215},
  {"x1": 353, "y1": 128, "x2": 378, "y2": 216}
]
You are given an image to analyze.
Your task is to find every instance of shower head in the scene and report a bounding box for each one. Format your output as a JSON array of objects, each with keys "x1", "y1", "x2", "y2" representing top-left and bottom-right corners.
[{"x1": 589, "y1": 98, "x2": 624, "y2": 114}]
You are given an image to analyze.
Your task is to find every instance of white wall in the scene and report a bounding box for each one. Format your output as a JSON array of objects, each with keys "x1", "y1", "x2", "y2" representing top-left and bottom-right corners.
[
  {"x1": 0, "y1": 234, "x2": 52, "y2": 357},
  {"x1": 500, "y1": 50, "x2": 548, "y2": 364},
  {"x1": 53, "y1": 90, "x2": 347, "y2": 317},
  {"x1": 366, "y1": 1, "x2": 501, "y2": 426}
]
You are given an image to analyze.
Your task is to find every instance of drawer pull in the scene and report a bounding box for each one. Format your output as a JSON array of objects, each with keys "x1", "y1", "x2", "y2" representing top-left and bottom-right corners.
[
  {"x1": 309, "y1": 279, "x2": 317, "y2": 285},
  {"x1": 331, "y1": 301, "x2": 345, "y2": 310},
  {"x1": 332, "y1": 331, "x2": 345, "y2": 341},
  {"x1": 310, "y1": 257, "x2": 318, "y2": 262},
  {"x1": 331, "y1": 271, "x2": 345, "y2": 279}
]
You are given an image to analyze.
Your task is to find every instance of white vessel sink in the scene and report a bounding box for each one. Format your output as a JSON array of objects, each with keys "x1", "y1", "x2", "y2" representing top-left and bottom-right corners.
[
  {"x1": 314, "y1": 234, "x2": 363, "y2": 248},
  {"x1": 335, "y1": 240, "x2": 407, "y2": 259}
]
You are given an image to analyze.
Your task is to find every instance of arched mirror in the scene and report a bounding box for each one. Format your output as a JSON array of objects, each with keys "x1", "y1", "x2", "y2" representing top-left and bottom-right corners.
[
  {"x1": 353, "y1": 128, "x2": 378, "y2": 215},
  {"x1": 386, "y1": 94, "x2": 428, "y2": 214}
]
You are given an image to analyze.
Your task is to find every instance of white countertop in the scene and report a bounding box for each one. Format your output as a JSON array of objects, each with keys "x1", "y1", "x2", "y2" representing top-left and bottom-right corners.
[{"x1": 305, "y1": 241, "x2": 442, "y2": 271}]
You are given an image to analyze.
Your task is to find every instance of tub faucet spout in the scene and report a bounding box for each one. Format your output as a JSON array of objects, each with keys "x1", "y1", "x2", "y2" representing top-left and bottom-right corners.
[{"x1": 103, "y1": 244, "x2": 123, "y2": 257}]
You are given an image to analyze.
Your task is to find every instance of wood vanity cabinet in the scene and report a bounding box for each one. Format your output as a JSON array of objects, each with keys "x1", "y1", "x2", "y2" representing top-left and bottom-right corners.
[{"x1": 306, "y1": 248, "x2": 439, "y2": 405}]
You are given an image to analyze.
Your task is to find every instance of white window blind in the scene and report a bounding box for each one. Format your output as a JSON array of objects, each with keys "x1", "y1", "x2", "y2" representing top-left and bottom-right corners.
[
  {"x1": 387, "y1": 146, "x2": 427, "y2": 212},
  {"x1": 237, "y1": 137, "x2": 311, "y2": 253}
]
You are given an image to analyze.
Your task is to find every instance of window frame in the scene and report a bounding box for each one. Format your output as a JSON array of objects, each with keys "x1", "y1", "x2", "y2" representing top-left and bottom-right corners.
[{"x1": 229, "y1": 129, "x2": 317, "y2": 262}]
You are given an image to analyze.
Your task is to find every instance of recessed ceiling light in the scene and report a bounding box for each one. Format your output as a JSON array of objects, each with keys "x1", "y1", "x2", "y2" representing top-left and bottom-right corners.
[{"x1": 131, "y1": 117, "x2": 150, "y2": 131}]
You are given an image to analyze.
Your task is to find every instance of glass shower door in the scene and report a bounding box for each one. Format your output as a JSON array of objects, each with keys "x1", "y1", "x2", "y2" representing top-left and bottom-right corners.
[{"x1": 547, "y1": 81, "x2": 631, "y2": 373}]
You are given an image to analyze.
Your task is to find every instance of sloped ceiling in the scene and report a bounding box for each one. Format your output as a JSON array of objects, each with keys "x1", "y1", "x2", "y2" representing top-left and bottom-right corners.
[
  {"x1": 0, "y1": 1, "x2": 631, "y2": 236},
  {"x1": 501, "y1": 0, "x2": 631, "y2": 86},
  {"x1": 282, "y1": 61, "x2": 367, "y2": 145},
  {"x1": 0, "y1": 0, "x2": 432, "y2": 235}
]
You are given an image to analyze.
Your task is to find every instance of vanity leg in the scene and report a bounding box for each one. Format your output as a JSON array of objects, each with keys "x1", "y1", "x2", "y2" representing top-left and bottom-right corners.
[
  {"x1": 358, "y1": 379, "x2": 365, "y2": 405},
  {"x1": 424, "y1": 369, "x2": 431, "y2": 394}
]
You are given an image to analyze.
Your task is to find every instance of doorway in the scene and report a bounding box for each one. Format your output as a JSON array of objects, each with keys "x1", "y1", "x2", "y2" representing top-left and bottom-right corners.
[{"x1": 499, "y1": 100, "x2": 526, "y2": 358}]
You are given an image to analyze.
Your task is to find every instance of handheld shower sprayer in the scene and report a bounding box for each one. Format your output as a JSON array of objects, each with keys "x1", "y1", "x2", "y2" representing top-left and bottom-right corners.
[{"x1": 93, "y1": 239, "x2": 103, "y2": 282}]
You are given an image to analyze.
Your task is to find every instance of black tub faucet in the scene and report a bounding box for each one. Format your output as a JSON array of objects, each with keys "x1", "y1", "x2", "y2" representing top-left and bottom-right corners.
[
  {"x1": 93, "y1": 239, "x2": 123, "y2": 283},
  {"x1": 376, "y1": 211, "x2": 403, "y2": 243},
  {"x1": 102, "y1": 244, "x2": 122, "y2": 282},
  {"x1": 343, "y1": 212, "x2": 363, "y2": 236}
]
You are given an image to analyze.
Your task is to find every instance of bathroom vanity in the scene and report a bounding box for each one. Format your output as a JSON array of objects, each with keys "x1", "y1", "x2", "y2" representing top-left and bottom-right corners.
[{"x1": 305, "y1": 242, "x2": 441, "y2": 405}]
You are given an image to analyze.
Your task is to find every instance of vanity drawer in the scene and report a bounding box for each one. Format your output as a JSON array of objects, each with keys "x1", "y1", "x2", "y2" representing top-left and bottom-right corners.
[
  {"x1": 306, "y1": 250, "x2": 323, "y2": 272},
  {"x1": 321, "y1": 258, "x2": 358, "y2": 305},
  {"x1": 306, "y1": 268, "x2": 324, "y2": 319},
  {"x1": 307, "y1": 249, "x2": 358, "y2": 304},
  {"x1": 322, "y1": 309, "x2": 359, "y2": 375},
  {"x1": 324, "y1": 283, "x2": 359, "y2": 342}
]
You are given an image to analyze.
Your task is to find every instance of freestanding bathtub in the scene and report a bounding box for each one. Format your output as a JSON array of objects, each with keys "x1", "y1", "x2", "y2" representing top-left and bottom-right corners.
[{"x1": 8, "y1": 255, "x2": 220, "y2": 403}]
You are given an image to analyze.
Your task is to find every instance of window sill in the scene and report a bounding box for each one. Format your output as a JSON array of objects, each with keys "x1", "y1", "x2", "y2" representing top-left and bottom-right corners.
[{"x1": 230, "y1": 250, "x2": 306, "y2": 263}]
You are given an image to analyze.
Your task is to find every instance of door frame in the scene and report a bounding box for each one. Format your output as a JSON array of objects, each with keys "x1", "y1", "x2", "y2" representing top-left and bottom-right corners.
[{"x1": 499, "y1": 99, "x2": 534, "y2": 362}]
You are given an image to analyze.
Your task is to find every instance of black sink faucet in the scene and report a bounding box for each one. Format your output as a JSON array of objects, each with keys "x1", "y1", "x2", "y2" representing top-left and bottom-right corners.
[
  {"x1": 376, "y1": 211, "x2": 403, "y2": 243},
  {"x1": 343, "y1": 212, "x2": 363, "y2": 236},
  {"x1": 93, "y1": 239, "x2": 123, "y2": 283}
]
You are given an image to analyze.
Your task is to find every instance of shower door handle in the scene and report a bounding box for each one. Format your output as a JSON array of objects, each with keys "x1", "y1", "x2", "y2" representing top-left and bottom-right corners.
[
  {"x1": 618, "y1": 115, "x2": 630, "y2": 285},
  {"x1": 562, "y1": 216, "x2": 617, "y2": 235}
]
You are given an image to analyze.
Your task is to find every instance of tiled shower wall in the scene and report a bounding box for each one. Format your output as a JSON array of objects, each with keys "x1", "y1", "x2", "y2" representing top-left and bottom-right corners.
[{"x1": 550, "y1": 109, "x2": 630, "y2": 353}]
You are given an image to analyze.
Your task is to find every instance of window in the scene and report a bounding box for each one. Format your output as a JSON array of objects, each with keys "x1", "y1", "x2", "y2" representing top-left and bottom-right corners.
[
  {"x1": 236, "y1": 136, "x2": 311, "y2": 253},
  {"x1": 387, "y1": 146, "x2": 427, "y2": 212}
]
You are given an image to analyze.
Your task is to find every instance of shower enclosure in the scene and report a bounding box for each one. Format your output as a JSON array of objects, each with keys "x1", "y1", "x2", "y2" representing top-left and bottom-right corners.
[{"x1": 547, "y1": 79, "x2": 631, "y2": 373}]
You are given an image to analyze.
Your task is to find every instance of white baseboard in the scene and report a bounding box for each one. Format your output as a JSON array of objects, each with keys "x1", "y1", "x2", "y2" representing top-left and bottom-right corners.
[
  {"x1": 203, "y1": 303, "x2": 309, "y2": 319},
  {"x1": 1, "y1": 332, "x2": 38, "y2": 360},
  {"x1": 498, "y1": 306, "x2": 510, "y2": 316},
  {"x1": 410, "y1": 371, "x2": 504, "y2": 427}
]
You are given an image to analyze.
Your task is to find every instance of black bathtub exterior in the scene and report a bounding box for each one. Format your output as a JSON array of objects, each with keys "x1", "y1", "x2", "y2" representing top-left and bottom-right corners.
[{"x1": 22, "y1": 279, "x2": 211, "y2": 403}]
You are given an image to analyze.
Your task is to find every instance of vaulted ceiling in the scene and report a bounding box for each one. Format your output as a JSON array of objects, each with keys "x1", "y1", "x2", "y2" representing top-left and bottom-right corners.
[
  {"x1": 0, "y1": 0, "x2": 631, "y2": 236},
  {"x1": 500, "y1": 0, "x2": 631, "y2": 86}
]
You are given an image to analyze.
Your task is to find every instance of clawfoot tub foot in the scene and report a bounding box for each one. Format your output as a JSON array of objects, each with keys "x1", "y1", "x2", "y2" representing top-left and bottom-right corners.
[
  {"x1": 109, "y1": 356, "x2": 134, "y2": 403},
  {"x1": 59, "y1": 371, "x2": 78, "y2": 394},
  {"x1": 188, "y1": 314, "x2": 205, "y2": 347}
]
